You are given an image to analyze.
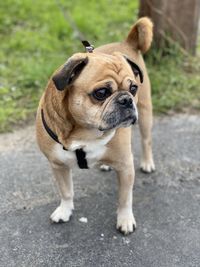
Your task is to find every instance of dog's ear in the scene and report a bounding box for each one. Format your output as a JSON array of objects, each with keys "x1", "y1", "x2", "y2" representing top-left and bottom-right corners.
[
  {"x1": 124, "y1": 56, "x2": 143, "y2": 83},
  {"x1": 52, "y1": 56, "x2": 88, "y2": 91}
]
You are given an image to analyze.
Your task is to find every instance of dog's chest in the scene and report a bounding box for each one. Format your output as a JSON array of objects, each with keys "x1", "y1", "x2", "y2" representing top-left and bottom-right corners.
[{"x1": 53, "y1": 131, "x2": 115, "y2": 168}]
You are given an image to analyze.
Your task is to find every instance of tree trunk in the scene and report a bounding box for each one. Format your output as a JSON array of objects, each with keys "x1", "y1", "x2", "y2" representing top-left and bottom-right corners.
[{"x1": 139, "y1": 0, "x2": 200, "y2": 54}]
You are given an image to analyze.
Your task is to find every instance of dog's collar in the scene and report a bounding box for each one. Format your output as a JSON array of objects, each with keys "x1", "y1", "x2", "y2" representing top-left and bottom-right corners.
[
  {"x1": 41, "y1": 109, "x2": 88, "y2": 169},
  {"x1": 41, "y1": 109, "x2": 60, "y2": 144}
]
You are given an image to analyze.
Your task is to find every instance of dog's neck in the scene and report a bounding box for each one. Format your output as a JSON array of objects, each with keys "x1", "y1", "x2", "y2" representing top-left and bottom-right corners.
[
  {"x1": 42, "y1": 109, "x2": 112, "y2": 151},
  {"x1": 65, "y1": 126, "x2": 114, "y2": 150}
]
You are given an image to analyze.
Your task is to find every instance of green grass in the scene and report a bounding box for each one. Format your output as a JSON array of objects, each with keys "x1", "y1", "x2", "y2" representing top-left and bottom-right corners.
[
  {"x1": 146, "y1": 48, "x2": 200, "y2": 113},
  {"x1": 0, "y1": 0, "x2": 199, "y2": 132}
]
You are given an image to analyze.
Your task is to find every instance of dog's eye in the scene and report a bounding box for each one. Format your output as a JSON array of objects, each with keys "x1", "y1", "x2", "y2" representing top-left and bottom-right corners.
[
  {"x1": 92, "y1": 88, "x2": 112, "y2": 101},
  {"x1": 130, "y1": 84, "x2": 138, "y2": 96}
]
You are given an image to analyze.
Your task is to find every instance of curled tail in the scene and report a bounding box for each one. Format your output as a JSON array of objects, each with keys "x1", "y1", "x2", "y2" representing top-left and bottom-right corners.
[{"x1": 126, "y1": 17, "x2": 153, "y2": 54}]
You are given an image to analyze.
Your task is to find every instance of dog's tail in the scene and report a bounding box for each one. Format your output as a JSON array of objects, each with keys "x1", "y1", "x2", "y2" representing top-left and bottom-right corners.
[{"x1": 126, "y1": 17, "x2": 153, "y2": 54}]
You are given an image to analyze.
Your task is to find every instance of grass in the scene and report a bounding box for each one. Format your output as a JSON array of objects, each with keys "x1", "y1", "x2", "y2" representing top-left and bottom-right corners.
[
  {"x1": 146, "y1": 48, "x2": 200, "y2": 113},
  {"x1": 0, "y1": 0, "x2": 199, "y2": 132}
]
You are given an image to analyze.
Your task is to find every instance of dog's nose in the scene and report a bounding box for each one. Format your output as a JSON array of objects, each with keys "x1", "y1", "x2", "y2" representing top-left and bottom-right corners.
[{"x1": 117, "y1": 94, "x2": 133, "y2": 108}]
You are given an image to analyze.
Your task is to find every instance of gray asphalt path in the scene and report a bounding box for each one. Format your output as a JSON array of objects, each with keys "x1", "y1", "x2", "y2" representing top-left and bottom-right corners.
[{"x1": 0, "y1": 115, "x2": 200, "y2": 267}]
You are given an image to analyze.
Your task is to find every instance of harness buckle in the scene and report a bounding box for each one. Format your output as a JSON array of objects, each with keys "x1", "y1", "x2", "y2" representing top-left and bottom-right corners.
[{"x1": 82, "y1": 40, "x2": 94, "y2": 53}]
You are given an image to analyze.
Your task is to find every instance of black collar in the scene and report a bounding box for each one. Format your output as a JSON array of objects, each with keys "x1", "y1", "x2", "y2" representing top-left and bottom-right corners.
[{"x1": 41, "y1": 109, "x2": 88, "y2": 169}]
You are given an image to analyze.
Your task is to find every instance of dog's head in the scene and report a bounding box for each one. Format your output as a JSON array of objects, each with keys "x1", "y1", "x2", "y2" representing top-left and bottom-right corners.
[{"x1": 52, "y1": 52, "x2": 143, "y2": 131}]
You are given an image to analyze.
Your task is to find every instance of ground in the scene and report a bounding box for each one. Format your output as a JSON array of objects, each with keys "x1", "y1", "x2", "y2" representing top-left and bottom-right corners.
[{"x1": 0, "y1": 115, "x2": 200, "y2": 267}]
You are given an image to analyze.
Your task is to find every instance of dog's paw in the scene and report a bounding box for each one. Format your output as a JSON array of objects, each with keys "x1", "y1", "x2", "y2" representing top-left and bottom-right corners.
[
  {"x1": 100, "y1": 164, "x2": 112, "y2": 172},
  {"x1": 117, "y1": 210, "x2": 136, "y2": 235},
  {"x1": 50, "y1": 200, "x2": 74, "y2": 223},
  {"x1": 140, "y1": 159, "x2": 155, "y2": 173}
]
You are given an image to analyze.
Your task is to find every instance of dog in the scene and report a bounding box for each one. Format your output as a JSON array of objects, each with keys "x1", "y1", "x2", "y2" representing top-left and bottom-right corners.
[{"x1": 36, "y1": 17, "x2": 155, "y2": 235}]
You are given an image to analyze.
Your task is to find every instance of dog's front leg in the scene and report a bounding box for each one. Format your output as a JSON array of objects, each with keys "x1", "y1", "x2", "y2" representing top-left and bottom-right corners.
[
  {"x1": 116, "y1": 161, "x2": 136, "y2": 235},
  {"x1": 50, "y1": 164, "x2": 74, "y2": 223}
]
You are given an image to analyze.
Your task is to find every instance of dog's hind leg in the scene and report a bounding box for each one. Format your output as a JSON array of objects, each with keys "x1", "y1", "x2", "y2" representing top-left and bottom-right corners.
[
  {"x1": 137, "y1": 79, "x2": 155, "y2": 173},
  {"x1": 50, "y1": 165, "x2": 74, "y2": 223}
]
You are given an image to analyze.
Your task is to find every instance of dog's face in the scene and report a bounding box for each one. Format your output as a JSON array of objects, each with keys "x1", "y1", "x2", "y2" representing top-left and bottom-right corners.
[{"x1": 52, "y1": 52, "x2": 143, "y2": 131}]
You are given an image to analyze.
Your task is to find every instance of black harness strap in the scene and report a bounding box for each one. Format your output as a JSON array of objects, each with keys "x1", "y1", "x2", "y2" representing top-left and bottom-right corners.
[
  {"x1": 41, "y1": 109, "x2": 60, "y2": 144},
  {"x1": 41, "y1": 109, "x2": 88, "y2": 169},
  {"x1": 75, "y1": 149, "x2": 88, "y2": 169}
]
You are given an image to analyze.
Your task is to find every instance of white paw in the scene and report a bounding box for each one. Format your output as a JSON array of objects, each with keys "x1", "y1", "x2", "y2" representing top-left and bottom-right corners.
[
  {"x1": 100, "y1": 164, "x2": 112, "y2": 172},
  {"x1": 50, "y1": 200, "x2": 74, "y2": 223},
  {"x1": 117, "y1": 210, "x2": 136, "y2": 235},
  {"x1": 140, "y1": 159, "x2": 155, "y2": 173}
]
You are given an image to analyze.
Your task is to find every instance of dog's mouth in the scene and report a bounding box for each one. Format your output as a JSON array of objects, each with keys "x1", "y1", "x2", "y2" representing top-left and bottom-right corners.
[
  {"x1": 123, "y1": 115, "x2": 137, "y2": 124},
  {"x1": 98, "y1": 115, "x2": 137, "y2": 131}
]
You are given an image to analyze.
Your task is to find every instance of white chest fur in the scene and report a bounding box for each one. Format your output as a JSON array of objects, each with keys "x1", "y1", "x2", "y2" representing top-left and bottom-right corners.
[{"x1": 52, "y1": 130, "x2": 115, "y2": 168}]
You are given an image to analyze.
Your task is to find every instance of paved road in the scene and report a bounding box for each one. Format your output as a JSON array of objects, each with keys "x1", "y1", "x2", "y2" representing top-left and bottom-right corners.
[{"x1": 0, "y1": 115, "x2": 200, "y2": 267}]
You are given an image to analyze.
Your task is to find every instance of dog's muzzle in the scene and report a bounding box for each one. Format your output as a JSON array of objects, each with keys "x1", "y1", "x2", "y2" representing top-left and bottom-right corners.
[
  {"x1": 99, "y1": 92, "x2": 138, "y2": 131},
  {"x1": 116, "y1": 93, "x2": 138, "y2": 124}
]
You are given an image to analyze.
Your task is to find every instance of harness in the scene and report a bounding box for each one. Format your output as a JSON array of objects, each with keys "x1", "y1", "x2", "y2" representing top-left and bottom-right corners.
[{"x1": 41, "y1": 109, "x2": 88, "y2": 169}]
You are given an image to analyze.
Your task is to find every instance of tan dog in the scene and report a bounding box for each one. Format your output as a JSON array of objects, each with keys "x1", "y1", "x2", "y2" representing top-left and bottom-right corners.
[{"x1": 36, "y1": 17, "x2": 155, "y2": 235}]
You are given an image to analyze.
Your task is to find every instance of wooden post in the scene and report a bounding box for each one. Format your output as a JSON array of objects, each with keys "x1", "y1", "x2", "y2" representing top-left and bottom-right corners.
[{"x1": 139, "y1": 0, "x2": 200, "y2": 54}]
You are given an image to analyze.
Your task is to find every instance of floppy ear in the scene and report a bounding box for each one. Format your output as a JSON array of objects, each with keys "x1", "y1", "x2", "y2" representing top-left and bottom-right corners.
[
  {"x1": 52, "y1": 56, "x2": 88, "y2": 90},
  {"x1": 124, "y1": 56, "x2": 143, "y2": 83}
]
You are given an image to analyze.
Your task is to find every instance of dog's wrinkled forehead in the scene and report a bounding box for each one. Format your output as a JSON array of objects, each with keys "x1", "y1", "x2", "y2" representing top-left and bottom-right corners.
[
  {"x1": 91, "y1": 53, "x2": 124, "y2": 71},
  {"x1": 52, "y1": 52, "x2": 143, "y2": 91},
  {"x1": 74, "y1": 52, "x2": 135, "y2": 86}
]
